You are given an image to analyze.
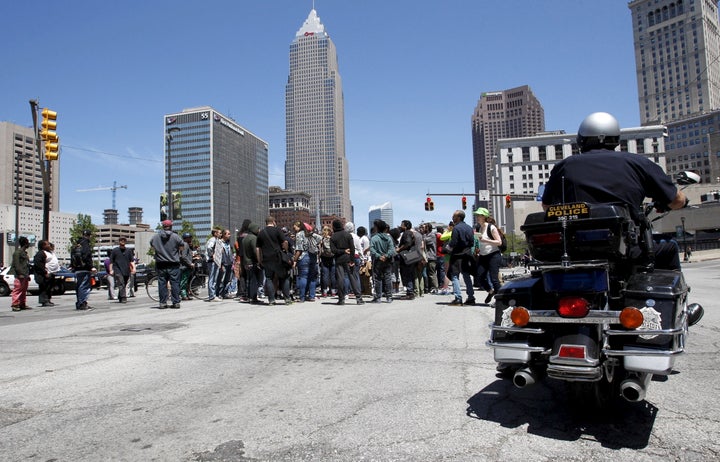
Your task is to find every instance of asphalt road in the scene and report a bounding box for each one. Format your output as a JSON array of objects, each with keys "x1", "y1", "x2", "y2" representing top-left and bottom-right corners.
[{"x1": 1, "y1": 261, "x2": 718, "y2": 461}]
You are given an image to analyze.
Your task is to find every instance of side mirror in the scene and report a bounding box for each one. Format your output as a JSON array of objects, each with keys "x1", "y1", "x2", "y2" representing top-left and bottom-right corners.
[{"x1": 676, "y1": 171, "x2": 701, "y2": 186}]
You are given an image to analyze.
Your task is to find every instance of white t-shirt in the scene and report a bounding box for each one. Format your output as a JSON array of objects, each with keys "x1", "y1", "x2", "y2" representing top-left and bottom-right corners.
[{"x1": 45, "y1": 251, "x2": 61, "y2": 273}]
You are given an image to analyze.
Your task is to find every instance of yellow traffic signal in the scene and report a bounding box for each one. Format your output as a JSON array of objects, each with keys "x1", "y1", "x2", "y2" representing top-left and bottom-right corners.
[
  {"x1": 40, "y1": 108, "x2": 58, "y2": 141},
  {"x1": 45, "y1": 141, "x2": 59, "y2": 160},
  {"x1": 40, "y1": 108, "x2": 59, "y2": 160}
]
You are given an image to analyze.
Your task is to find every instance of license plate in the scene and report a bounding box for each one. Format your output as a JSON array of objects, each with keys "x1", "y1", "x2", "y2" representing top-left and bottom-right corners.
[{"x1": 545, "y1": 202, "x2": 591, "y2": 221}]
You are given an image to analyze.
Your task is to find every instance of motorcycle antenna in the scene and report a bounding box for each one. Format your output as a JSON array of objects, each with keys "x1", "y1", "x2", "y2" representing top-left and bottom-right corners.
[{"x1": 560, "y1": 176, "x2": 570, "y2": 267}]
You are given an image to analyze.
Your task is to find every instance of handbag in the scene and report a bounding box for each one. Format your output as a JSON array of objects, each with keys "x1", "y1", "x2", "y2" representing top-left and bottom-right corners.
[
  {"x1": 400, "y1": 247, "x2": 422, "y2": 265},
  {"x1": 262, "y1": 228, "x2": 294, "y2": 269}
]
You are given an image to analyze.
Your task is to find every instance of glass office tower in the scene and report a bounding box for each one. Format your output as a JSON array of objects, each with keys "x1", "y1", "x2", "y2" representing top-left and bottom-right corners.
[{"x1": 163, "y1": 107, "x2": 268, "y2": 243}]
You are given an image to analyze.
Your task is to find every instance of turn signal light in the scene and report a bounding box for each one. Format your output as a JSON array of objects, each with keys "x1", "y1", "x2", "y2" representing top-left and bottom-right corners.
[
  {"x1": 620, "y1": 307, "x2": 644, "y2": 329},
  {"x1": 511, "y1": 306, "x2": 530, "y2": 327},
  {"x1": 557, "y1": 296, "x2": 590, "y2": 317},
  {"x1": 530, "y1": 232, "x2": 562, "y2": 246}
]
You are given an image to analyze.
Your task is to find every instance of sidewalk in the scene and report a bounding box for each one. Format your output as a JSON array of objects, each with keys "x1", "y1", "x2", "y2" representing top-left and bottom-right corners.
[{"x1": 685, "y1": 248, "x2": 720, "y2": 263}]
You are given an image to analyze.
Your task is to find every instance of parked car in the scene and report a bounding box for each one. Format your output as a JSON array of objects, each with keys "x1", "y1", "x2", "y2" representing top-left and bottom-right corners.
[{"x1": 0, "y1": 266, "x2": 68, "y2": 296}]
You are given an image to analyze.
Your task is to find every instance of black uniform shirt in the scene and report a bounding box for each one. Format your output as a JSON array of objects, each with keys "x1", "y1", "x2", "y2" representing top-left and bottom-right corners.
[{"x1": 542, "y1": 149, "x2": 677, "y2": 219}]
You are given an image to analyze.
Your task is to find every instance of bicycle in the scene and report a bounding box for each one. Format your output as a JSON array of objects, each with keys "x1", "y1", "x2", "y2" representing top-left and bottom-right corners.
[{"x1": 145, "y1": 266, "x2": 207, "y2": 301}]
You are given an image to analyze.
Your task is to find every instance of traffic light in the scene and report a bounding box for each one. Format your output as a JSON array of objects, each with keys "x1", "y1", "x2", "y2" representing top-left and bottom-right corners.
[
  {"x1": 172, "y1": 191, "x2": 182, "y2": 220},
  {"x1": 425, "y1": 197, "x2": 431, "y2": 211},
  {"x1": 40, "y1": 108, "x2": 59, "y2": 161},
  {"x1": 505, "y1": 194, "x2": 512, "y2": 208},
  {"x1": 429, "y1": 200, "x2": 435, "y2": 211},
  {"x1": 461, "y1": 196, "x2": 467, "y2": 210}
]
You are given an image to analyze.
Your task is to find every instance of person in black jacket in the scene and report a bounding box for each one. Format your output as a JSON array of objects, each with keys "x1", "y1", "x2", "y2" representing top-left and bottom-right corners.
[
  {"x1": 73, "y1": 230, "x2": 96, "y2": 311},
  {"x1": 110, "y1": 237, "x2": 134, "y2": 304},
  {"x1": 33, "y1": 240, "x2": 55, "y2": 307},
  {"x1": 330, "y1": 219, "x2": 364, "y2": 305}
]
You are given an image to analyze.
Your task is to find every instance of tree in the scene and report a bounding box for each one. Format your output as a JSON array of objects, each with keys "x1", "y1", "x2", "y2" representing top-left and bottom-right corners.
[{"x1": 68, "y1": 214, "x2": 97, "y2": 252}]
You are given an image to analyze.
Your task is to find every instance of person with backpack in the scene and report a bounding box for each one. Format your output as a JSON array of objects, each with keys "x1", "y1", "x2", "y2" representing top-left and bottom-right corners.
[
  {"x1": 72, "y1": 229, "x2": 96, "y2": 311},
  {"x1": 473, "y1": 207, "x2": 504, "y2": 305}
]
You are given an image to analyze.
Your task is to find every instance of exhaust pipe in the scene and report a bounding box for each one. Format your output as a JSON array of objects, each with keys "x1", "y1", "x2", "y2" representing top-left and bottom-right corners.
[
  {"x1": 620, "y1": 374, "x2": 651, "y2": 402},
  {"x1": 513, "y1": 368, "x2": 537, "y2": 389}
]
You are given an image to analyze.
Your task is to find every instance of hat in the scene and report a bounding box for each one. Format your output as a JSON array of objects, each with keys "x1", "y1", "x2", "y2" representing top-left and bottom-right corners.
[
  {"x1": 161, "y1": 219, "x2": 173, "y2": 228},
  {"x1": 473, "y1": 207, "x2": 490, "y2": 217},
  {"x1": 82, "y1": 229, "x2": 92, "y2": 236},
  {"x1": 303, "y1": 222, "x2": 313, "y2": 233}
]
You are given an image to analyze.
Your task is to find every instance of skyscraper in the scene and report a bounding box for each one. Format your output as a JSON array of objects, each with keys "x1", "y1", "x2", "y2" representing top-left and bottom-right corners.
[
  {"x1": 368, "y1": 202, "x2": 394, "y2": 228},
  {"x1": 285, "y1": 9, "x2": 352, "y2": 220},
  {"x1": 629, "y1": 0, "x2": 720, "y2": 125},
  {"x1": 471, "y1": 85, "x2": 545, "y2": 207},
  {"x1": 163, "y1": 107, "x2": 268, "y2": 243}
]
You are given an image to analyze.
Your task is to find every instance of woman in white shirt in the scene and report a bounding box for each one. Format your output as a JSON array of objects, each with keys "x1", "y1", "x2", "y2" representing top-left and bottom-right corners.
[{"x1": 473, "y1": 208, "x2": 503, "y2": 304}]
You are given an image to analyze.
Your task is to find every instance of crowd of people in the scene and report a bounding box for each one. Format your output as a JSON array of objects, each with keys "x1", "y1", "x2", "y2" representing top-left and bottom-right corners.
[{"x1": 6, "y1": 209, "x2": 506, "y2": 312}]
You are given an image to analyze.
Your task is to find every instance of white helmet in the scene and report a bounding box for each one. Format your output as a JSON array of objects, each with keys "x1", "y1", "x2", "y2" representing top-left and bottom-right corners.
[{"x1": 576, "y1": 112, "x2": 621, "y2": 152}]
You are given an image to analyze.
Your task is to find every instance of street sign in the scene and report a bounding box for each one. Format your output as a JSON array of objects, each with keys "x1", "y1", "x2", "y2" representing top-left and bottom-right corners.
[{"x1": 478, "y1": 190, "x2": 490, "y2": 201}]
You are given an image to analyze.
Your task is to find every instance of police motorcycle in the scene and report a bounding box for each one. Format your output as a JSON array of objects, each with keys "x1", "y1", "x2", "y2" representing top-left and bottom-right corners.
[{"x1": 486, "y1": 171, "x2": 704, "y2": 406}]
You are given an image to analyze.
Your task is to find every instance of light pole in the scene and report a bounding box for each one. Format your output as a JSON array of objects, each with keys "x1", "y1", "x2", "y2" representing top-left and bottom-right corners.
[
  {"x1": 681, "y1": 216, "x2": 687, "y2": 261},
  {"x1": 166, "y1": 127, "x2": 181, "y2": 221},
  {"x1": 14, "y1": 153, "x2": 32, "y2": 248},
  {"x1": 221, "y1": 181, "x2": 230, "y2": 230}
]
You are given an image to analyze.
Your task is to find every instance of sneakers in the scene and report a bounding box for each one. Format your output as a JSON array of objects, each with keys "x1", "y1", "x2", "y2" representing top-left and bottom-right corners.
[
  {"x1": 76, "y1": 303, "x2": 94, "y2": 311},
  {"x1": 449, "y1": 298, "x2": 463, "y2": 306},
  {"x1": 464, "y1": 297, "x2": 476, "y2": 306},
  {"x1": 356, "y1": 298, "x2": 365, "y2": 305},
  {"x1": 386, "y1": 296, "x2": 393, "y2": 303},
  {"x1": 370, "y1": 297, "x2": 381, "y2": 303},
  {"x1": 11, "y1": 305, "x2": 21, "y2": 312},
  {"x1": 484, "y1": 292, "x2": 495, "y2": 304},
  {"x1": 170, "y1": 303, "x2": 180, "y2": 309},
  {"x1": 336, "y1": 300, "x2": 345, "y2": 306},
  {"x1": 159, "y1": 303, "x2": 168, "y2": 309}
]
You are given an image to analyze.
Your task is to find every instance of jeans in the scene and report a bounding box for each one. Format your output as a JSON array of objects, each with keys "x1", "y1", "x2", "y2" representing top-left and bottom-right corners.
[
  {"x1": 296, "y1": 254, "x2": 318, "y2": 300},
  {"x1": 216, "y1": 264, "x2": 233, "y2": 298},
  {"x1": 372, "y1": 259, "x2": 393, "y2": 299},
  {"x1": 75, "y1": 270, "x2": 92, "y2": 308},
  {"x1": 449, "y1": 255, "x2": 474, "y2": 301},
  {"x1": 114, "y1": 273, "x2": 129, "y2": 301},
  {"x1": 320, "y1": 257, "x2": 335, "y2": 294},
  {"x1": 157, "y1": 265, "x2": 181, "y2": 305},
  {"x1": 207, "y1": 260, "x2": 220, "y2": 299},
  {"x1": 476, "y1": 251, "x2": 503, "y2": 293},
  {"x1": 335, "y1": 260, "x2": 362, "y2": 299},
  {"x1": 245, "y1": 263, "x2": 264, "y2": 301}
]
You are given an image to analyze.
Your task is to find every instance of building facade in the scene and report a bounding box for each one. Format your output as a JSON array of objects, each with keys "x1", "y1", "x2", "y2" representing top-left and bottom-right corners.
[
  {"x1": 268, "y1": 186, "x2": 313, "y2": 230},
  {"x1": 495, "y1": 125, "x2": 668, "y2": 236},
  {"x1": 665, "y1": 110, "x2": 720, "y2": 183},
  {"x1": 0, "y1": 204, "x2": 75, "y2": 267},
  {"x1": 471, "y1": 86, "x2": 545, "y2": 209},
  {"x1": 0, "y1": 121, "x2": 60, "y2": 213},
  {"x1": 163, "y1": 107, "x2": 269, "y2": 244},
  {"x1": 368, "y1": 202, "x2": 394, "y2": 229},
  {"x1": 629, "y1": 0, "x2": 720, "y2": 125},
  {"x1": 285, "y1": 9, "x2": 352, "y2": 220}
]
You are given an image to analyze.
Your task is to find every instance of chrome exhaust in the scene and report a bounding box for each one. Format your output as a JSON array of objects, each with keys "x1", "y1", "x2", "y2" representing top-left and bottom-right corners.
[
  {"x1": 620, "y1": 374, "x2": 651, "y2": 402},
  {"x1": 512, "y1": 368, "x2": 537, "y2": 388}
]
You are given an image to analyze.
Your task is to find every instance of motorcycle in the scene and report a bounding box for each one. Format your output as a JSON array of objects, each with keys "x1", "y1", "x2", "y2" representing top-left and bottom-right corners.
[{"x1": 487, "y1": 171, "x2": 704, "y2": 406}]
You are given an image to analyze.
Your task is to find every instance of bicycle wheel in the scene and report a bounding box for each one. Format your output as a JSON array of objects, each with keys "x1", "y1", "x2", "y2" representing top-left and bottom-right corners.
[
  {"x1": 189, "y1": 273, "x2": 206, "y2": 298},
  {"x1": 146, "y1": 276, "x2": 160, "y2": 302}
]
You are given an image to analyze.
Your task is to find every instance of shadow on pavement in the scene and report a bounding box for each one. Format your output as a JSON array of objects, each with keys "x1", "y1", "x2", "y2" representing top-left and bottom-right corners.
[{"x1": 466, "y1": 376, "x2": 658, "y2": 449}]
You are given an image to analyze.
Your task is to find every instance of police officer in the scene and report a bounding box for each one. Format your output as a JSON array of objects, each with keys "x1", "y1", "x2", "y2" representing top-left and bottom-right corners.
[{"x1": 541, "y1": 112, "x2": 688, "y2": 269}]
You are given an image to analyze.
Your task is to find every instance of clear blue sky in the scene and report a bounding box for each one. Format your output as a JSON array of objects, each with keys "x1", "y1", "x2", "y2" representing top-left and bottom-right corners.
[{"x1": 1, "y1": 0, "x2": 640, "y2": 232}]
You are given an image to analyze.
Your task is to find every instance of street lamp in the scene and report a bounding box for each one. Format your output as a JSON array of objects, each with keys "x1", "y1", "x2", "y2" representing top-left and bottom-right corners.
[
  {"x1": 166, "y1": 127, "x2": 181, "y2": 221},
  {"x1": 221, "y1": 181, "x2": 230, "y2": 230},
  {"x1": 681, "y1": 216, "x2": 688, "y2": 261}
]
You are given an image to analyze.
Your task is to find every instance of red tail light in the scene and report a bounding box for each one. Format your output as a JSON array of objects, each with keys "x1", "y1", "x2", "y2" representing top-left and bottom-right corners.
[
  {"x1": 557, "y1": 296, "x2": 590, "y2": 317},
  {"x1": 558, "y1": 345, "x2": 587, "y2": 359},
  {"x1": 530, "y1": 232, "x2": 562, "y2": 246}
]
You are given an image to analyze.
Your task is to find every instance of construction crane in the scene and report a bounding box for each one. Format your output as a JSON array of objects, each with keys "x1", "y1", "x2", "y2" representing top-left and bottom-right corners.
[{"x1": 76, "y1": 181, "x2": 128, "y2": 209}]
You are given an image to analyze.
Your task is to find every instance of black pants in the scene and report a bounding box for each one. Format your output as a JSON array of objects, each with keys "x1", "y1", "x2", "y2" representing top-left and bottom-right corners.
[{"x1": 36, "y1": 273, "x2": 54, "y2": 305}]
